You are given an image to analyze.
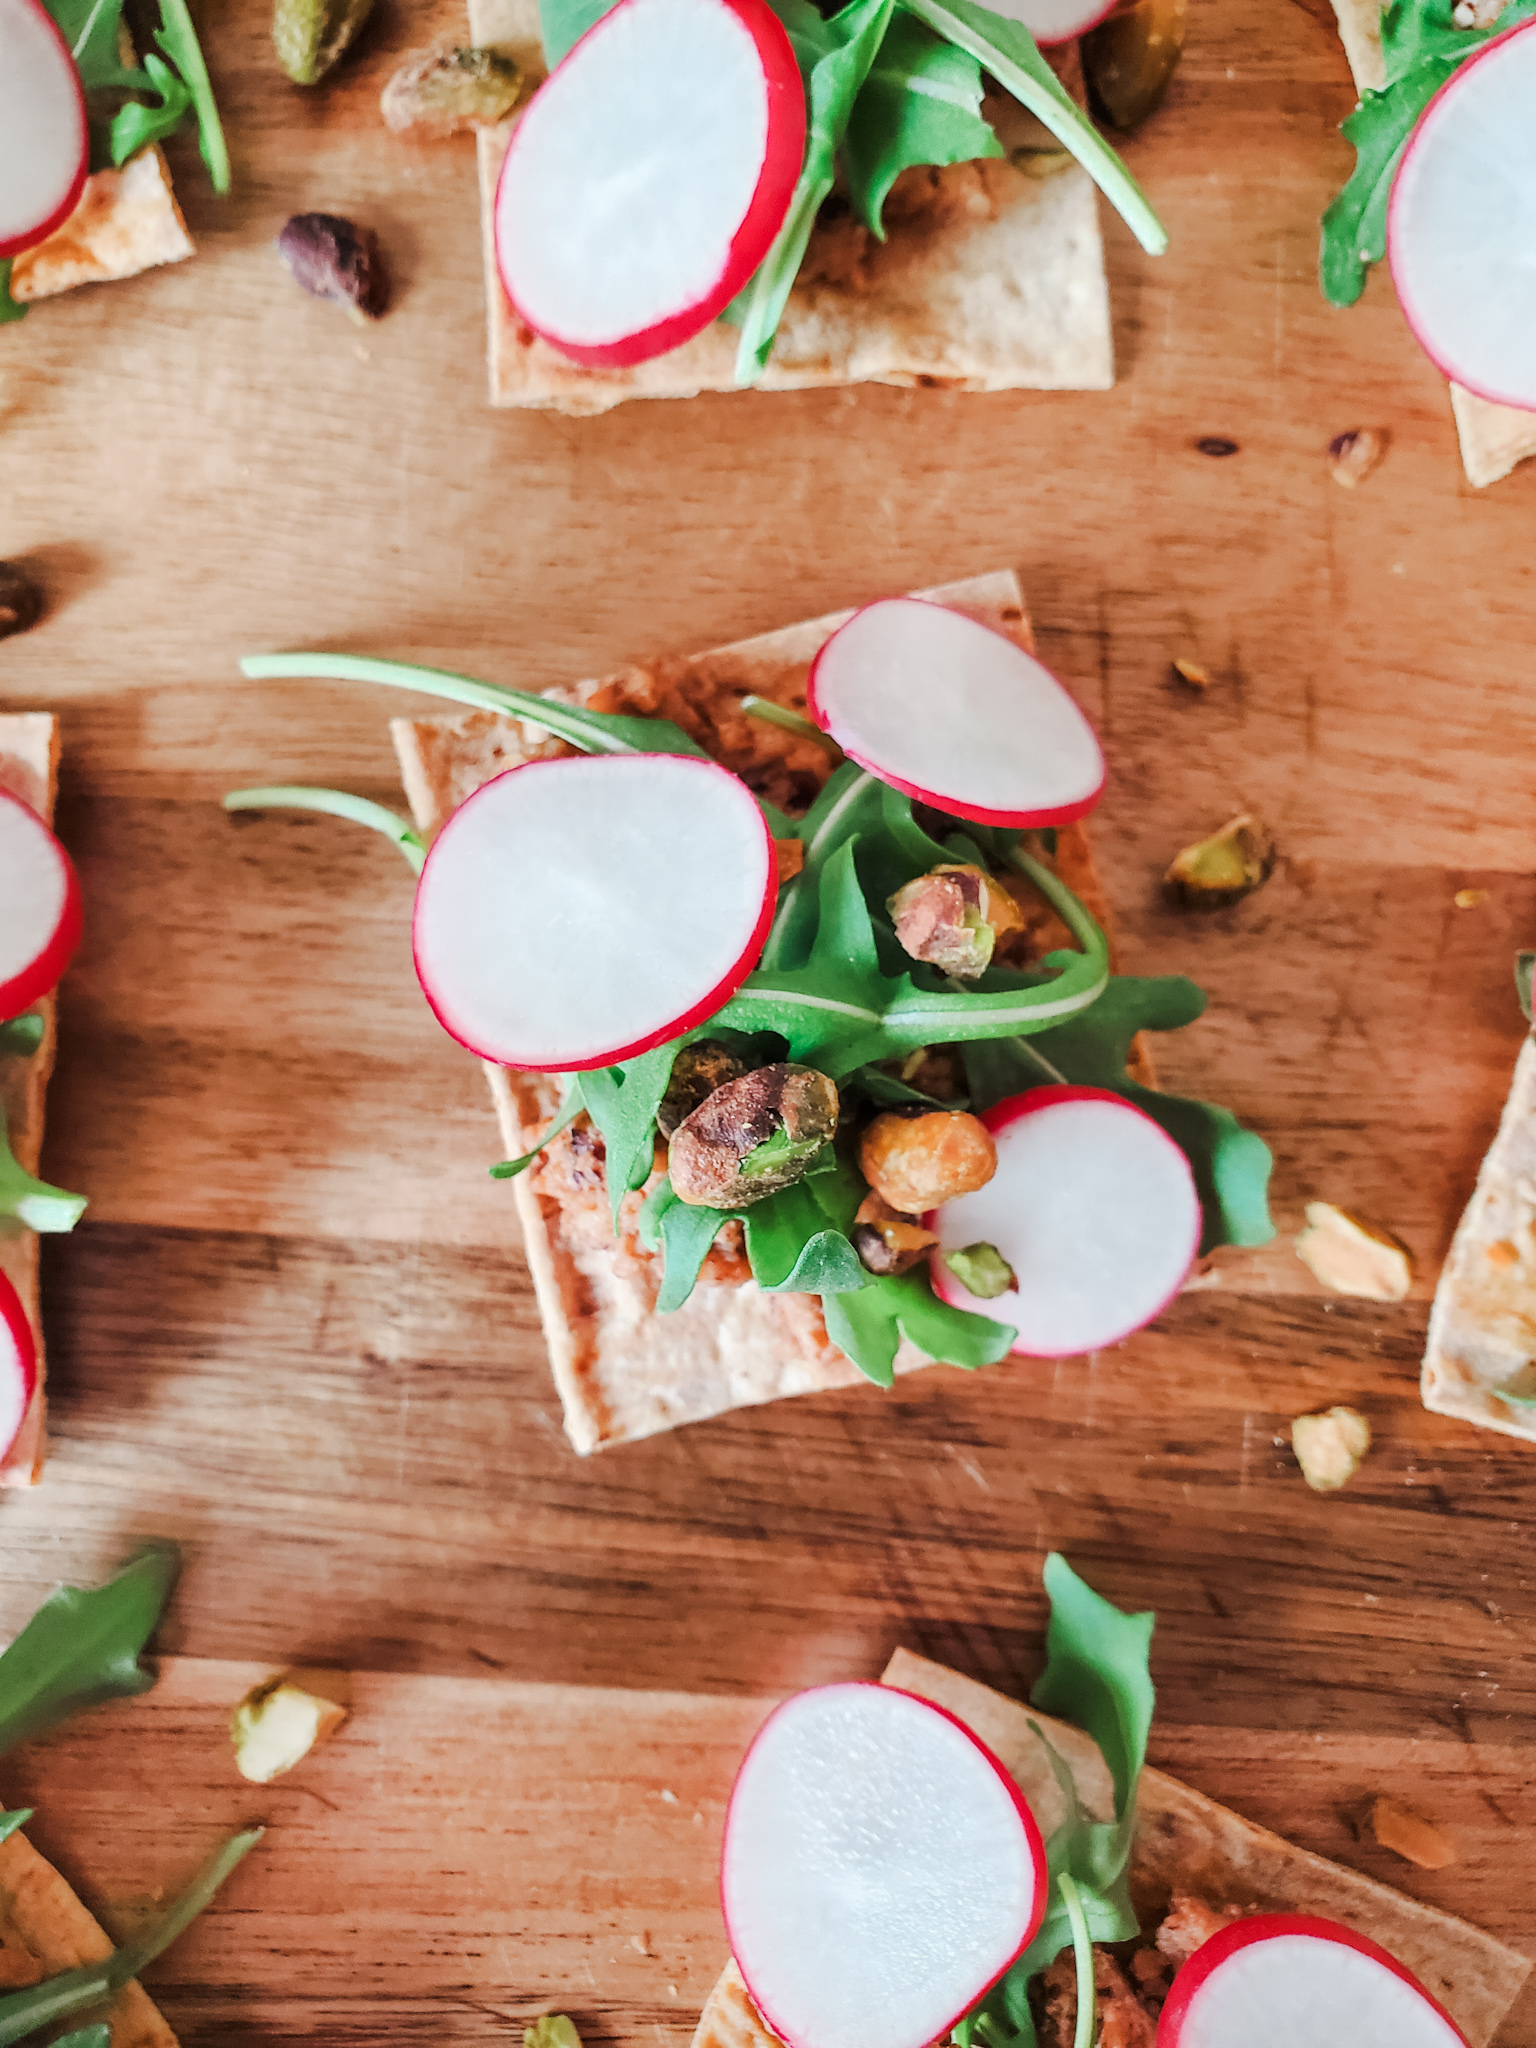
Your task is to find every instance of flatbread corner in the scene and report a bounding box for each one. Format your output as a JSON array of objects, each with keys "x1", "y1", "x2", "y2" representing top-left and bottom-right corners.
[{"x1": 10, "y1": 146, "x2": 194, "y2": 303}]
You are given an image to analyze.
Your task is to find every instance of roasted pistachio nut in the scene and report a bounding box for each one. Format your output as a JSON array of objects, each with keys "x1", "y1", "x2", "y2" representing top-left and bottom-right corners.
[
  {"x1": 277, "y1": 213, "x2": 388, "y2": 322},
  {"x1": 851, "y1": 1192, "x2": 938, "y2": 1277},
  {"x1": 1164, "y1": 814, "x2": 1274, "y2": 911},
  {"x1": 943, "y1": 1241, "x2": 1016, "y2": 1299},
  {"x1": 655, "y1": 1040, "x2": 749, "y2": 1138},
  {"x1": 1083, "y1": 0, "x2": 1188, "y2": 131},
  {"x1": 887, "y1": 864, "x2": 1024, "y2": 980},
  {"x1": 669, "y1": 1064, "x2": 838, "y2": 1208},
  {"x1": 274, "y1": 0, "x2": 375, "y2": 83},
  {"x1": 859, "y1": 1110, "x2": 997, "y2": 1215},
  {"x1": 381, "y1": 43, "x2": 524, "y2": 136},
  {"x1": 0, "y1": 562, "x2": 43, "y2": 640}
]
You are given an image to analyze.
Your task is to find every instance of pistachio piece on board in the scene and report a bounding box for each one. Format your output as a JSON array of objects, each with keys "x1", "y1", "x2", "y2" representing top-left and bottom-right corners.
[
  {"x1": 381, "y1": 44, "x2": 525, "y2": 136},
  {"x1": 277, "y1": 213, "x2": 389, "y2": 322},
  {"x1": 1165, "y1": 814, "x2": 1274, "y2": 910},
  {"x1": 1291, "y1": 1405, "x2": 1371, "y2": 1492},
  {"x1": 232, "y1": 1672, "x2": 349, "y2": 1782},
  {"x1": 1083, "y1": 0, "x2": 1188, "y2": 132},
  {"x1": 1295, "y1": 1202, "x2": 1412, "y2": 1302},
  {"x1": 274, "y1": 0, "x2": 375, "y2": 84}
]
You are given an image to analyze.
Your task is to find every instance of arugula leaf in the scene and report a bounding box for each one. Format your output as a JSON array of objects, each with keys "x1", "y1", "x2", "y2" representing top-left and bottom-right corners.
[
  {"x1": 0, "y1": 265, "x2": 25, "y2": 327},
  {"x1": 44, "y1": 0, "x2": 230, "y2": 191},
  {"x1": 844, "y1": 14, "x2": 1001, "y2": 235},
  {"x1": 733, "y1": 0, "x2": 898, "y2": 383},
  {"x1": 0, "y1": 1016, "x2": 44, "y2": 1058},
  {"x1": 0, "y1": 1545, "x2": 179, "y2": 1758},
  {"x1": 0, "y1": 1109, "x2": 87, "y2": 1235},
  {"x1": 490, "y1": 1079, "x2": 586, "y2": 1179},
  {"x1": 580, "y1": 1044, "x2": 677, "y2": 1231},
  {"x1": 656, "y1": 1192, "x2": 731, "y2": 1311},
  {"x1": 0, "y1": 1811, "x2": 32, "y2": 1846},
  {"x1": 153, "y1": 0, "x2": 230, "y2": 190},
  {"x1": 0, "y1": 1828, "x2": 260, "y2": 2045},
  {"x1": 824, "y1": 1266, "x2": 1013, "y2": 1385},
  {"x1": 1320, "y1": 0, "x2": 1536, "y2": 306},
  {"x1": 958, "y1": 1555, "x2": 1155, "y2": 2048},
  {"x1": 223, "y1": 786, "x2": 426, "y2": 873},
  {"x1": 740, "y1": 1179, "x2": 866, "y2": 1292},
  {"x1": 899, "y1": 0, "x2": 1167, "y2": 254},
  {"x1": 53, "y1": 2030, "x2": 112, "y2": 2048},
  {"x1": 539, "y1": 0, "x2": 615, "y2": 64},
  {"x1": 110, "y1": 53, "x2": 194, "y2": 165}
]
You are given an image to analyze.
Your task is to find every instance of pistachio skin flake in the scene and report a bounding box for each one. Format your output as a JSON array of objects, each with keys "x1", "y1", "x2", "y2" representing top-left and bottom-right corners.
[
  {"x1": 277, "y1": 214, "x2": 389, "y2": 322},
  {"x1": 274, "y1": 0, "x2": 375, "y2": 83},
  {"x1": 1164, "y1": 813, "x2": 1274, "y2": 911},
  {"x1": 669, "y1": 1064, "x2": 838, "y2": 1209},
  {"x1": 381, "y1": 44, "x2": 525, "y2": 136},
  {"x1": 850, "y1": 1193, "x2": 937, "y2": 1277}
]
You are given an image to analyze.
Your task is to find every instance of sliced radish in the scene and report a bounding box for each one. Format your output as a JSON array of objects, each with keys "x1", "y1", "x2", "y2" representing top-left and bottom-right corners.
[
  {"x1": 0, "y1": 787, "x2": 83, "y2": 1020},
  {"x1": 806, "y1": 600, "x2": 1104, "y2": 828},
  {"x1": 979, "y1": 0, "x2": 1118, "y2": 47},
  {"x1": 412, "y1": 752, "x2": 775, "y2": 1072},
  {"x1": 1157, "y1": 1914, "x2": 1471, "y2": 2048},
  {"x1": 495, "y1": 0, "x2": 805, "y2": 368},
  {"x1": 0, "y1": 1269, "x2": 38, "y2": 1467},
  {"x1": 0, "y1": 0, "x2": 89, "y2": 260},
  {"x1": 722, "y1": 1683, "x2": 1047, "y2": 2048},
  {"x1": 928, "y1": 1086, "x2": 1199, "y2": 1355},
  {"x1": 1387, "y1": 20, "x2": 1536, "y2": 410}
]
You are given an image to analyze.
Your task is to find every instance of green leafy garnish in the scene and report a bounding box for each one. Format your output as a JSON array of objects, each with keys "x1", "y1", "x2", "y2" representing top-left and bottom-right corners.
[
  {"x1": 0, "y1": 1109, "x2": 87, "y2": 1236},
  {"x1": 0, "y1": 1811, "x2": 33, "y2": 1846},
  {"x1": 42, "y1": 0, "x2": 230, "y2": 192},
  {"x1": 824, "y1": 1265, "x2": 1013, "y2": 1383},
  {"x1": 845, "y1": 16, "x2": 1001, "y2": 234},
  {"x1": 0, "y1": 1015, "x2": 45, "y2": 1059},
  {"x1": 223, "y1": 786, "x2": 427, "y2": 874},
  {"x1": 491, "y1": 1079, "x2": 587, "y2": 1179},
  {"x1": 0, "y1": 265, "x2": 25, "y2": 327},
  {"x1": 53, "y1": 2029, "x2": 112, "y2": 2048},
  {"x1": 1320, "y1": 0, "x2": 1536, "y2": 306},
  {"x1": 0, "y1": 1828, "x2": 260, "y2": 2045},
  {"x1": 957, "y1": 1554, "x2": 1154, "y2": 2048},
  {"x1": 526, "y1": 2019, "x2": 582, "y2": 2048},
  {"x1": 0, "y1": 1545, "x2": 179, "y2": 1758}
]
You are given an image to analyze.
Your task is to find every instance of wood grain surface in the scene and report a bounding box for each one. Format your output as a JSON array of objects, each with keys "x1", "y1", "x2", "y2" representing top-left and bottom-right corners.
[{"x1": 3, "y1": 0, "x2": 1536, "y2": 2035}]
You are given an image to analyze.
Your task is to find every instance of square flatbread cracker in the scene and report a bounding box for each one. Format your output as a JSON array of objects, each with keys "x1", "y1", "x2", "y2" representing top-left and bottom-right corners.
[
  {"x1": 0, "y1": 715, "x2": 60, "y2": 1488},
  {"x1": 469, "y1": 0, "x2": 1112, "y2": 413},
  {"x1": 392, "y1": 568, "x2": 1136, "y2": 1453},
  {"x1": 692, "y1": 1649, "x2": 1530, "y2": 2048},
  {"x1": 0, "y1": 1826, "x2": 176, "y2": 2046},
  {"x1": 1329, "y1": 0, "x2": 1536, "y2": 487},
  {"x1": 11, "y1": 146, "x2": 194, "y2": 303},
  {"x1": 1422, "y1": 1034, "x2": 1536, "y2": 1442}
]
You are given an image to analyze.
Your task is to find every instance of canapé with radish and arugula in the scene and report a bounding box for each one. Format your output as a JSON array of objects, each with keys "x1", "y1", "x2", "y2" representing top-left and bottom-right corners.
[
  {"x1": 693, "y1": 1557, "x2": 1500, "y2": 2048},
  {"x1": 1322, "y1": 1, "x2": 1536, "y2": 411},
  {"x1": 497, "y1": 0, "x2": 1171, "y2": 384},
  {"x1": 0, "y1": 784, "x2": 87, "y2": 1467},
  {"x1": 229, "y1": 592, "x2": 1274, "y2": 1388}
]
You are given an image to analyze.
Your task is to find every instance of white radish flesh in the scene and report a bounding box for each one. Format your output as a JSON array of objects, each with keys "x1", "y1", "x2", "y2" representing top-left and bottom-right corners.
[
  {"x1": 495, "y1": 0, "x2": 805, "y2": 367},
  {"x1": 1157, "y1": 1914, "x2": 1471, "y2": 2048},
  {"x1": 0, "y1": 1270, "x2": 37, "y2": 1467},
  {"x1": 411, "y1": 752, "x2": 775, "y2": 1072},
  {"x1": 722, "y1": 1684, "x2": 1046, "y2": 2048},
  {"x1": 979, "y1": 0, "x2": 1117, "y2": 46},
  {"x1": 1388, "y1": 21, "x2": 1536, "y2": 410},
  {"x1": 806, "y1": 600, "x2": 1104, "y2": 828},
  {"x1": 929, "y1": 1086, "x2": 1199, "y2": 1355},
  {"x1": 0, "y1": 788, "x2": 82, "y2": 1020},
  {"x1": 0, "y1": 0, "x2": 88, "y2": 260}
]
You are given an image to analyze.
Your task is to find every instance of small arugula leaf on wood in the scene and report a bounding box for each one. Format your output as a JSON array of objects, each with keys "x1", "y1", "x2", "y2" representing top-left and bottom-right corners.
[
  {"x1": 844, "y1": 14, "x2": 1000, "y2": 235},
  {"x1": 0, "y1": 1811, "x2": 33, "y2": 1846},
  {"x1": 0, "y1": 1545, "x2": 179, "y2": 1758},
  {"x1": 223, "y1": 787, "x2": 427, "y2": 873},
  {"x1": 0, "y1": 1109, "x2": 87, "y2": 1235},
  {"x1": 0, "y1": 1015, "x2": 44, "y2": 1059},
  {"x1": 0, "y1": 265, "x2": 25, "y2": 327}
]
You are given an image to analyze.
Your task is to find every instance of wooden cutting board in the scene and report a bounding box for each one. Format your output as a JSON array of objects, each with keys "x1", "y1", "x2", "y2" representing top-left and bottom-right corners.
[
  {"x1": 4, "y1": 1654, "x2": 1534, "y2": 2045},
  {"x1": 2, "y1": 0, "x2": 1536, "y2": 2035}
]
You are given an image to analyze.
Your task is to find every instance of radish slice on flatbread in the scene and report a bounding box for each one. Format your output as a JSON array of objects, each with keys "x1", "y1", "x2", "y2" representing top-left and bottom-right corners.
[
  {"x1": 1387, "y1": 20, "x2": 1536, "y2": 412},
  {"x1": 495, "y1": 0, "x2": 805, "y2": 368},
  {"x1": 806, "y1": 598, "x2": 1104, "y2": 828},
  {"x1": 721, "y1": 1683, "x2": 1047, "y2": 2048},
  {"x1": 1158, "y1": 1914, "x2": 1472, "y2": 2048},
  {"x1": 928, "y1": 1086, "x2": 1200, "y2": 1354},
  {"x1": 0, "y1": 784, "x2": 82, "y2": 1019},
  {"x1": 0, "y1": 0, "x2": 89, "y2": 260},
  {"x1": 411, "y1": 751, "x2": 776, "y2": 1071}
]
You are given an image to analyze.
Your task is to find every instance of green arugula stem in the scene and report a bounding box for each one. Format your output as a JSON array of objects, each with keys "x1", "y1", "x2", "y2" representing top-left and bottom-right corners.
[
  {"x1": 154, "y1": 0, "x2": 230, "y2": 192},
  {"x1": 0, "y1": 1110, "x2": 87, "y2": 1234},
  {"x1": 1058, "y1": 1874, "x2": 1096, "y2": 2048},
  {"x1": 740, "y1": 695, "x2": 842, "y2": 756},
  {"x1": 946, "y1": 978, "x2": 1069, "y2": 1085},
  {"x1": 223, "y1": 786, "x2": 426, "y2": 874},
  {"x1": 490, "y1": 1080, "x2": 586, "y2": 1178}
]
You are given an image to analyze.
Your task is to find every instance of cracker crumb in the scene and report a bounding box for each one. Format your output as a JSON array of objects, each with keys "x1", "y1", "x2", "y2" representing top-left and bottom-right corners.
[
  {"x1": 1172, "y1": 658, "x2": 1210, "y2": 690},
  {"x1": 1329, "y1": 428, "x2": 1389, "y2": 487},
  {"x1": 1454, "y1": 888, "x2": 1489, "y2": 909},
  {"x1": 1371, "y1": 1796, "x2": 1456, "y2": 1869},
  {"x1": 1292, "y1": 1405, "x2": 1371, "y2": 1491}
]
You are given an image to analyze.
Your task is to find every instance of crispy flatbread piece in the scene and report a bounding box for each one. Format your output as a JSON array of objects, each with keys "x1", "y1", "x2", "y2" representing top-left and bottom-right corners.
[
  {"x1": 10, "y1": 147, "x2": 193, "y2": 303},
  {"x1": 0, "y1": 1828, "x2": 176, "y2": 2046},
  {"x1": 692, "y1": 1650, "x2": 1529, "y2": 2048},
  {"x1": 468, "y1": 0, "x2": 1112, "y2": 413},
  {"x1": 1422, "y1": 1034, "x2": 1536, "y2": 1442},
  {"x1": 0, "y1": 715, "x2": 60, "y2": 1488},
  {"x1": 392, "y1": 569, "x2": 1128, "y2": 1453},
  {"x1": 1328, "y1": 0, "x2": 1536, "y2": 487}
]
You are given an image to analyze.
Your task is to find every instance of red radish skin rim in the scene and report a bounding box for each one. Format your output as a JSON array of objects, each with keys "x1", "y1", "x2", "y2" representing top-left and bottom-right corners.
[
  {"x1": 494, "y1": 0, "x2": 806, "y2": 370},
  {"x1": 722, "y1": 1682, "x2": 1050, "y2": 2048},
  {"x1": 1386, "y1": 20, "x2": 1536, "y2": 411},
  {"x1": 925, "y1": 1085, "x2": 1201, "y2": 1357},
  {"x1": 1019, "y1": 0, "x2": 1119, "y2": 46},
  {"x1": 410, "y1": 756, "x2": 777, "y2": 1074},
  {"x1": 0, "y1": 789, "x2": 83, "y2": 1019},
  {"x1": 1155, "y1": 1913, "x2": 1472, "y2": 2048},
  {"x1": 0, "y1": 1271, "x2": 38, "y2": 1467},
  {"x1": 0, "y1": 0, "x2": 89, "y2": 260},
  {"x1": 805, "y1": 603, "x2": 1106, "y2": 830}
]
